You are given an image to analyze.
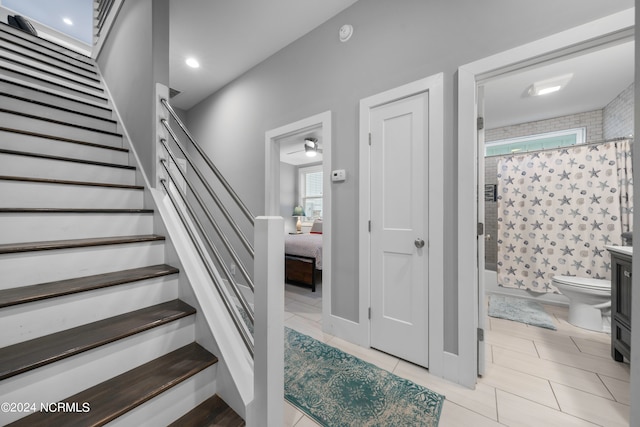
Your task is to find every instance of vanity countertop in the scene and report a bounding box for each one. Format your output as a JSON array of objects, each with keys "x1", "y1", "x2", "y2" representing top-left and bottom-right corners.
[{"x1": 606, "y1": 245, "x2": 633, "y2": 257}]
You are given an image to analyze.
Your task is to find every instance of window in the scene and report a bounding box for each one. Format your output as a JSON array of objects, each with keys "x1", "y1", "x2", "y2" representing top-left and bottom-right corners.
[
  {"x1": 299, "y1": 165, "x2": 323, "y2": 223},
  {"x1": 485, "y1": 127, "x2": 586, "y2": 156}
]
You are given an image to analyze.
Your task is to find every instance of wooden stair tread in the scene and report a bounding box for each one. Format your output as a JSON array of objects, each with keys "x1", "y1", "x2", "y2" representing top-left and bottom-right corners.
[
  {"x1": 0, "y1": 53, "x2": 103, "y2": 91},
  {"x1": 0, "y1": 65, "x2": 106, "y2": 102},
  {"x1": 0, "y1": 78, "x2": 111, "y2": 113},
  {"x1": 0, "y1": 127, "x2": 126, "y2": 152},
  {"x1": 168, "y1": 395, "x2": 245, "y2": 427},
  {"x1": 0, "y1": 175, "x2": 142, "y2": 189},
  {"x1": 0, "y1": 234, "x2": 165, "y2": 255},
  {"x1": 0, "y1": 92, "x2": 116, "y2": 124},
  {"x1": 0, "y1": 109, "x2": 120, "y2": 136},
  {"x1": 0, "y1": 44, "x2": 100, "y2": 83},
  {"x1": 0, "y1": 299, "x2": 196, "y2": 381},
  {"x1": 0, "y1": 264, "x2": 179, "y2": 308},
  {"x1": 7, "y1": 343, "x2": 217, "y2": 427},
  {"x1": 0, "y1": 148, "x2": 132, "y2": 169},
  {"x1": 0, "y1": 208, "x2": 153, "y2": 213},
  {"x1": 0, "y1": 36, "x2": 98, "y2": 77},
  {"x1": 0, "y1": 22, "x2": 94, "y2": 65}
]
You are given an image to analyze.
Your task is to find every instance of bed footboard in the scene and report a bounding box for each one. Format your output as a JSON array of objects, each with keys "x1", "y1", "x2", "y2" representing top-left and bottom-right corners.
[{"x1": 284, "y1": 254, "x2": 316, "y2": 292}]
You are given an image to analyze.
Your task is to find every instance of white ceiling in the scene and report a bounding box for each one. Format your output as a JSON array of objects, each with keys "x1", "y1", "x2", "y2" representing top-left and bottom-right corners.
[
  {"x1": 2, "y1": 0, "x2": 92, "y2": 44},
  {"x1": 483, "y1": 41, "x2": 634, "y2": 130},
  {"x1": 8, "y1": 2, "x2": 635, "y2": 137},
  {"x1": 169, "y1": 0, "x2": 359, "y2": 110}
]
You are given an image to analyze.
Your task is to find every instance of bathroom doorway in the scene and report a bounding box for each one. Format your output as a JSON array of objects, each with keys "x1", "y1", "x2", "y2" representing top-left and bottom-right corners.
[{"x1": 458, "y1": 10, "x2": 634, "y2": 384}]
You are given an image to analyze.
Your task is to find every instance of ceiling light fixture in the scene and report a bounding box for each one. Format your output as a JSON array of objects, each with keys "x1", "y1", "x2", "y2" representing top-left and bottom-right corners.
[
  {"x1": 527, "y1": 73, "x2": 573, "y2": 97},
  {"x1": 185, "y1": 57, "x2": 200, "y2": 68},
  {"x1": 304, "y1": 138, "x2": 319, "y2": 157},
  {"x1": 63, "y1": 17, "x2": 73, "y2": 26}
]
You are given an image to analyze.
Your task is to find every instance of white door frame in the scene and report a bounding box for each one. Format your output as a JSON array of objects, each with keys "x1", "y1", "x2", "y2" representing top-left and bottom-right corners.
[
  {"x1": 457, "y1": 9, "x2": 634, "y2": 388},
  {"x1": 359, "y1": 74, "x2": 445, "y2": 374},
  {"x1": 265, "y1": 111, "x2": 332, "y2": 327}
]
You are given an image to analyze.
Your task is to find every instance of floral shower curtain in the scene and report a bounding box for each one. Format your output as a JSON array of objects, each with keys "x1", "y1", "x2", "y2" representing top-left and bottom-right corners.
[{"x1": 496, "y1": 140, "x2": 633, "y2": 293}]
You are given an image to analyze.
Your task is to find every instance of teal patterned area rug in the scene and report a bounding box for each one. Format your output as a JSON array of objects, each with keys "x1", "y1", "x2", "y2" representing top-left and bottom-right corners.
[{"x1": 284, "y1": 327, "x2": 445, "y2": 426}]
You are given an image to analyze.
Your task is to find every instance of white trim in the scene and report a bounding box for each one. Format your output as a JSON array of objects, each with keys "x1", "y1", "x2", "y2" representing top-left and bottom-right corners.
[
  {"x1": 359, "y1": 74, "x2": 445, "y2": 371},
  {"x1": 264, "y1": 112, "x2": 338, "y2": 334},
  {"x1": 457, "y1": 8, "x2": 634, "y2": 388}
]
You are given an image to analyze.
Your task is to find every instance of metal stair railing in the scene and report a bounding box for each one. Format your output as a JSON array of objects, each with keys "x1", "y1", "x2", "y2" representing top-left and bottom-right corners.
[{"x1": 157, "y1": 97, "x2": 257, "y2": 358}]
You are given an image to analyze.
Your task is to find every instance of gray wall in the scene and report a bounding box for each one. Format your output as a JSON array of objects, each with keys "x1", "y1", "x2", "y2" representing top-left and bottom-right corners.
[
  {"x1": 97, "y1": 0, "x2": 169, "y2": 185},
  {"x1": 185, "y1": 0, "x2": 632, "y2": 350}
]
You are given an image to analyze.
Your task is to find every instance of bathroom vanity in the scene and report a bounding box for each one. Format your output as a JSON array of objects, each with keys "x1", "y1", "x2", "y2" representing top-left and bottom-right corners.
[{"x1": 607, "y1": 246, "x2": 632, "y2": 362}]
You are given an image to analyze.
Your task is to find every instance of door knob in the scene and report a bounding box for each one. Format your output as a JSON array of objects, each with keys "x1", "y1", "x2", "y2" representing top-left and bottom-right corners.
[{"x1": 414, "y1": 238, "x2": 425, "y2": 249}]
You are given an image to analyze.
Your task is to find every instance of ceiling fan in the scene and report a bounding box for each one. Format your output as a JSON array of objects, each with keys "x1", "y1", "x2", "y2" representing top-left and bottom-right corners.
[{"x1": 287, "y1": 137, "x2": 322, "y2": 157}]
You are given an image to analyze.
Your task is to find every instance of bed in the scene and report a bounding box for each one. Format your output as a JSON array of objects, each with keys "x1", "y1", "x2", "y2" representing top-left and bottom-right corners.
[{"x1": 284, "y1": 221, "x2": 323, "y2": 292}]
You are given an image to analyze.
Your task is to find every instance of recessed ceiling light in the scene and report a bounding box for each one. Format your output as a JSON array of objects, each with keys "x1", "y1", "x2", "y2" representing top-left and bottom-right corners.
[
  {"x1": 528, "y1": 73, "x2": 573, "y2": 97},
  {"x1": 185, "y1": 57, "x2": 200, "y2": 68},
  {"x1": 536, "y1": 85, "x2": 562, "y2": 96},
  {"x1": 63, "y1": 17, "x2": 73, "y2": 26}
]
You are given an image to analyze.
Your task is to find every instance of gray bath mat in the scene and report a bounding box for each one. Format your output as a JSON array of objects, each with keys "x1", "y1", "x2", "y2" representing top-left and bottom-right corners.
[{"x1": 488, "y1": 295, "x2": 557, "y2": 330}]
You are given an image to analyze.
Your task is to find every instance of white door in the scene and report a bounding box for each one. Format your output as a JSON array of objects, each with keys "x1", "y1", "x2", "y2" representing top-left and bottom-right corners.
[{"x1": 369, "y1": 91, "x2": 429, "y2": 367}]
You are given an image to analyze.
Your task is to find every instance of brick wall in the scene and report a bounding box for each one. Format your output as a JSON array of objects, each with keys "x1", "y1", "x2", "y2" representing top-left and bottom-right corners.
[
  {"x1": 603, "y1": 82, "x2": 634, "y2": 140},
  {"x1": 485, "y1": 109, "x2": 603, "y2": 143}
]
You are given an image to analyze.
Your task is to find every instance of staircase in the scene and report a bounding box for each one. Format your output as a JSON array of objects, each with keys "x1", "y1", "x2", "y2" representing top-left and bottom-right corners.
[{"x1": 0, "y1": 22, "x2": 244, "y2": 426}]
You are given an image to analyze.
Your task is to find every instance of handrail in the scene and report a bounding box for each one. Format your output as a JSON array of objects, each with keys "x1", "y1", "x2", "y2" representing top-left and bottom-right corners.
[
  {"x1": 155, "y1": 87, "x2": 284, "y2": 423},
  {"x1": 160, "y1": 98, "x2": 255, "y2": 225},
  {"x1": 161, "y1": 119, "x2": 254, "y2": 258},
  {"x1": 95, "y1": 0, "x2": 115, "y2": 38},
  {"x1": 159, "y1": 177, "x2": 254, "y2": 356},
  {"x1": 159, "y1": 159, "x2": 254, "y2": 324},
  {"x1": 159, "y1": 139, "x2": 254, "y2": 292}
]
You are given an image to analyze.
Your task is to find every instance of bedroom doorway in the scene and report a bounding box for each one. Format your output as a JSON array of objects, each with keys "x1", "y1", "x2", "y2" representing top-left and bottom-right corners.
[{"x1": 265, "y1": 111, "x2": 332, "y2": 327}]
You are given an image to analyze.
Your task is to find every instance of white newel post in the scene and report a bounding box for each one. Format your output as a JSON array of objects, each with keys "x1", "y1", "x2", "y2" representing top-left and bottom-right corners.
[
  {"x1": 252, "y1": 216, "x2": 284, "y2": 426},
  {"x1": 155, "y1": 83, "x2": 170, "y2": 189}
]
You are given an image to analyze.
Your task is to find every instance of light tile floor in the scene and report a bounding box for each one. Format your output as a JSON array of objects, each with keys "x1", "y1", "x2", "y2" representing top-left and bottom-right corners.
[{"x1": 283, "y1": 285, "x2": 631, "y2": 426}]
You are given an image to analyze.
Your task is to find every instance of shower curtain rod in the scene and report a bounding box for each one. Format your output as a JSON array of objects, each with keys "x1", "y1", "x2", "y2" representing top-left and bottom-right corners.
[{"x1": 485, "y1": 136, "x2": 633, "y2": 159}]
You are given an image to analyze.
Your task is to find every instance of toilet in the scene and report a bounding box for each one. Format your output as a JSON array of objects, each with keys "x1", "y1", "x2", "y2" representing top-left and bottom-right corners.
[{"x1": 551, "y1": 275, "x2": 611, "y2": 333}]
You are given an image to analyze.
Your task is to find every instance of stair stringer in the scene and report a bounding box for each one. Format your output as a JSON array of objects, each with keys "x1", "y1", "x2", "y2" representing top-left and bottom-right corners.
[{"x1": 95, "y1": 70, "x2": 251, "y2": 421}]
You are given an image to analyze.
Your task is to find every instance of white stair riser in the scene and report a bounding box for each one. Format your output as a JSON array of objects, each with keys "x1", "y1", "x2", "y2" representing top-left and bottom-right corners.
[
  {"x1": 112, "y1": 365, "x2": 218, "y2": 427},
  {"x1": 0, "y1": 241, "x2": 167, "y2": 288},
  {"x1": 0, "y1": 212, "x2": 154, "y2": 244},
  {"x1": 1, "y1": 275, "x2": 180, "y2": 347},
  {"x1": 0, "y1": 130, "x2": 128, "y2": 164},
  {"x1": 0, "y1": 112, "x2": 121, "y2": 147},
  {"x1": 0, "y1": 77, "x2": 111, "y2": 116},
  {"x1": 0, "y1": 27, "x2": 94, "y2": 70},
  {"x1": 0, "y1": 318, "x2": 196, "y2": 425},
  {"x1": 0, "y1": 43, "x2": 98, "y2": 79},
  {"x1": 0, "y1": 66, "x2": 106, "y2": 105},
  {"x1": 1, "y1": 96, "x2": 117, "y2": 133},
  {"x1": 0, "y1": 50, "x2": 102, "y2": 90},
  {"x1": 0, "y1": 154, "x2": 134, "y2": 185},
  {"x1": 0, "y1": 181, "x2": 143, "y2": 209}
]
